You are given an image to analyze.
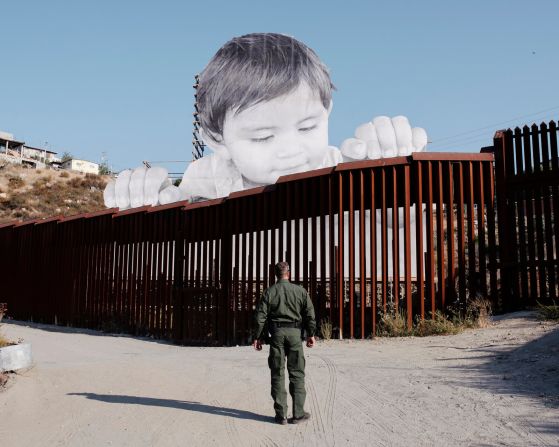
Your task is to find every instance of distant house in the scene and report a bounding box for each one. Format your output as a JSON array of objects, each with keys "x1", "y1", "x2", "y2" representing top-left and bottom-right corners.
[
  {"x1": 22, "y1": 145, "x2": 60, "y2": 163},
  {"x1": 0, "y1": 131, "x2": 62, "y2": 168},
  {"x1": 61, "y1": 159, "x2": 99, "y2": 175}
]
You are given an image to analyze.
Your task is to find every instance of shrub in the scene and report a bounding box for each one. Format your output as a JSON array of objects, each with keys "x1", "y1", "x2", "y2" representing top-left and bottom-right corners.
[
  {"x1": 60, "y1": 171, "x2": 70, "y2": 178},
  {"x1": 537, "y1": 301, "x2": 559, "y2": 321},
  {"x1": 0, "y1": 303, "x2": 12, "y2": 348},
  {"x1": 320, "y1": 317, "x2": 332, "y2": 340},
  {"x1": 0, "y1": 194, "x2": 26, "y2": 210},
  {"x1": 33, "y1": 176, "x2": 52, "y2": 188},
  {"x1": 8, "y1": 176, "x2": 24, "y2": 189},
  {"x1": 465, "y1": 298, "x2": 492, "y2": 328},
  {"x1": 414, "y1": 311, "x2": 460, "y2": 336},
  {"x1": 376, "y1": 299, "x2": 493, "y2": 338},
  {"x1": 377, "y1": 310, "x2": 412, "y2": 337}
]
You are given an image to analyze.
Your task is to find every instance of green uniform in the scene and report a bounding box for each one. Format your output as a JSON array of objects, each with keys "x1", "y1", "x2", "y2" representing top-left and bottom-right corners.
[{"x1": 253, "y1": 279, "x2": 316, "y2": 419}]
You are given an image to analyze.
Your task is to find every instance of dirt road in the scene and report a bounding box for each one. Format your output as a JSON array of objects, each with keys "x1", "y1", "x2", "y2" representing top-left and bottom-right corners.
[{"x1": 1, "y1": 311, "x2": 558, "y2": 446}]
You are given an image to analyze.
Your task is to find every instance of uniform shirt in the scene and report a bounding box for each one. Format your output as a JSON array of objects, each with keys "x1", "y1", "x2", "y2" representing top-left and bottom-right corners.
[{"x1": 253, "y1": 279, "x2": 316, "y2": 340}]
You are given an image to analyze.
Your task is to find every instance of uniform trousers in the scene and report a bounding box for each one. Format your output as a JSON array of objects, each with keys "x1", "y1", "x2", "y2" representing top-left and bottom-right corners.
[{"x1": 267, "y1": 327, "x2": 306, "y2": 419}]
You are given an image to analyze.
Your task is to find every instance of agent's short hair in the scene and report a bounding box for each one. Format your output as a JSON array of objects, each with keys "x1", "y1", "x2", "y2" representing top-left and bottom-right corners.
[
  {"x1": 275, "y1": 261, "x2": 290, "y2": 279},
  {"x1": 198, "y1": 33, "x2": 334, "y2": 141}
]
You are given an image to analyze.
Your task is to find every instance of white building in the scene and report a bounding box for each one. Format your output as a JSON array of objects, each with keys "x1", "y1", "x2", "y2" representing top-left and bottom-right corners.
[
  {"x1": 22, "y1": 145, "x2": 60, "y2": 163},
  {"x1": 61, "y1": 159, "x2": 100, "y2": 175}
]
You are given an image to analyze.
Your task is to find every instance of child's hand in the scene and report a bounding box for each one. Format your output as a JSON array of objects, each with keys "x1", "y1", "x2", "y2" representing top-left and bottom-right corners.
[
  {"x1": 340, "y1": 115, "x2": 427, "y2": 161},
  {"x1": 103, "y1": 166, "x2": 184, "y2": 210}
]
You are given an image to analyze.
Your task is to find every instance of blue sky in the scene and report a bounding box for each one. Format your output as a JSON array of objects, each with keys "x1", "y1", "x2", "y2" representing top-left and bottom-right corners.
[{"x1": 1, "y1": 0, "x2": 558, "y2": 174}]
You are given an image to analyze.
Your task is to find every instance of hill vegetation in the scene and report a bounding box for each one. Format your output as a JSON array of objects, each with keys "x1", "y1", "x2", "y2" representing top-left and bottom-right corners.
[{"x1": 0, "y1": 163, "x2": 110, "y2": 224}]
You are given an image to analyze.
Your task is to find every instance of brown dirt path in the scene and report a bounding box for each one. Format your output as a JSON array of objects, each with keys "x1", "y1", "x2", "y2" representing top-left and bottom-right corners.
[{"x1": 1, "y1": 311, "x2": 558, "y2": 446}]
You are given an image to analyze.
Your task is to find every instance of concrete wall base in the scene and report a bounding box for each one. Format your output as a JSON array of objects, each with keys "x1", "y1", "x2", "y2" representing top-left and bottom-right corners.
[{"x1": 0, "y1": 343, "x2": 33, "y2": 372}]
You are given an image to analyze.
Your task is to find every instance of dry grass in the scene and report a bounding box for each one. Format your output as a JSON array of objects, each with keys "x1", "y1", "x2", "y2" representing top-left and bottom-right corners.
[
  {"x1": 537, "y1": 301, "x2": 559, "y2": 321},
  {"x1": 8, "y1": 176, "x2": 24, "y2": 188},
  {"x1": 464, "y1": 298, "x2": 493, "y2": 328},
  {"x1": 377, "y1": 310, "x2": 413, "y2": 337},
  {"x1": 377, "y1": 298, "x2": 493, "y2": 338},
  {"x1": 0, "y1": 304, "x2": 13, "y2": 348},
  {"x1": 319, "y1": 317, "x2": 333, "y2": 340},
  {"x1": 414, "y1": 311, "x2": 460, "y2": 336},
  {"x1": 0, "y1": 335, "x2": 12, "y2": 348},
  {"x1": 0, "y1": 164, "x2": 109, "y2": 223}
]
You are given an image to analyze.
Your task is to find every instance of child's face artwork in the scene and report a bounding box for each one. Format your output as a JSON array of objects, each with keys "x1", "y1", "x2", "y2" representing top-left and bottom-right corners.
[{"x1": 217, "y1": 82, "x2": 331, "y2": 185}]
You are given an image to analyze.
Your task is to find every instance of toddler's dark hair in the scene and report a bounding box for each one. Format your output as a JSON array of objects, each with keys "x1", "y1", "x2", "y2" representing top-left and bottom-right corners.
[{"x1": 197, "y1": 33, "x2": 334, "y2": 141}]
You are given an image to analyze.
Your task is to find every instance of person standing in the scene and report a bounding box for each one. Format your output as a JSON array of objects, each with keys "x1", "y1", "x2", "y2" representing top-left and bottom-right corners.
[{"x1": 252, "y1": 261, "x2": 316, "y2": 425}]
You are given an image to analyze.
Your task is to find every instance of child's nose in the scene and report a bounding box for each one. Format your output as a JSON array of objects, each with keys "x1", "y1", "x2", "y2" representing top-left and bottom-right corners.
[{"x1": 276, "y1": 137, "x2": 305, "y2": 158}]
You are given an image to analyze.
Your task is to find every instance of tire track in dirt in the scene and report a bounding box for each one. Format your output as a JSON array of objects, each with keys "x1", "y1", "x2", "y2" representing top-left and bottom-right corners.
[
  {"x1": 212, "y1": 399, "x2": 244, "y2": 447},
  {"x1": 500, "y1": 408, "x2": 552, "y2": 447},
  {"x1": 245, "y1": 388, "x2": 281, "y2": 447},
  {"x1": 305, "y1": 368, "x2": 332, "y2": 446},
  {"x1": 343, "y1": 377, "x2": 425, "y2": 444},
  {"x1": 315, "y1": 353, "x2": 337, "y2": 429},
  {"x1": 339, "y1": 393, "x2": 389, "y2": 446}
]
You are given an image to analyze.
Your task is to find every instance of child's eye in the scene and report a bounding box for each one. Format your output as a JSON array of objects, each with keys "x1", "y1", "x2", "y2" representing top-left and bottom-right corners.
[
  {"x1": 299, "y1": 125, "x2": 317, "y2": 132},
  {"x1": 251, "y1": 135, "x2": 274, "y2": 143}
]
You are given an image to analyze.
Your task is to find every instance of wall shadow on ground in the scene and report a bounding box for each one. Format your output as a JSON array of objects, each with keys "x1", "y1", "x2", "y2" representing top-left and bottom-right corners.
[
  {"x1": 67, "y1": 392, "x2": 274, "y2": 423},
  {"x1": 443, "y1": 317, "x2": 559, "y2": 437},
  {"x1": 3, "y1": 319, "x2": 180, "y2": 347}
]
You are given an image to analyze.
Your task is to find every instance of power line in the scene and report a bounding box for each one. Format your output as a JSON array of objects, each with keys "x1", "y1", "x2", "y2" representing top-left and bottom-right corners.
[{"x1": 430, "y1": 107, "x2": 559, "y2": 145}]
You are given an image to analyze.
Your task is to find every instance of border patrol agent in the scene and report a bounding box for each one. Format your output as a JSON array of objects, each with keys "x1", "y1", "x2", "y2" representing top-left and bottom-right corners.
[{"x1": 252, "y1": 261, "x2": 316, "y2": 425}]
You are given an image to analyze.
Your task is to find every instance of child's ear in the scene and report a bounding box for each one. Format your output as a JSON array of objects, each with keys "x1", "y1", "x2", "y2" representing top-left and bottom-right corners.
[
  {"x1": 327, "y1": 100, "x2": 333, "y2": 116},
  {"x1": 200, "y1": 128, "x2": 232, "y2": 160}
]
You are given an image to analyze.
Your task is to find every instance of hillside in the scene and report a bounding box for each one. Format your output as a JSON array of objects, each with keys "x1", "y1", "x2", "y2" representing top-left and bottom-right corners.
[{"x1": 0, "y1": 163, "x2": 110, "y2": 224}]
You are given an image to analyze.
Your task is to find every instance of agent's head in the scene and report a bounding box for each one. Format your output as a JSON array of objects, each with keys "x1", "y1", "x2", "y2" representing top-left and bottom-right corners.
[
  {"x1": 197, "y1": 33, "x2": 334, "y2": 185},
  {"x1": 274, "y1": 261, "x2": 290, "y2": 280}
]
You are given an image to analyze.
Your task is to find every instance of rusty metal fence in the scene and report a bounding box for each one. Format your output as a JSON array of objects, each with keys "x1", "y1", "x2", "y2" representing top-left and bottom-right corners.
[
  {"x1": 0, "y1": 152, "x2": 498, "y2": 344},
  {"x1": 494, "y1": 121, "x2": 559, "y2": 307}
]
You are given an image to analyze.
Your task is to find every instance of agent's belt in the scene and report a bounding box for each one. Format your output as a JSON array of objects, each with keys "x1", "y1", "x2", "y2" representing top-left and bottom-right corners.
[{"x1": 271, "y1": 321, "x2": 302, "y2": 329}]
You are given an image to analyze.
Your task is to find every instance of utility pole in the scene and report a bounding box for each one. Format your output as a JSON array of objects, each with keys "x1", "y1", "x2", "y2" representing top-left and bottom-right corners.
[{"x1": 192, "y1": 74, "x2": 205, "y2": 160}]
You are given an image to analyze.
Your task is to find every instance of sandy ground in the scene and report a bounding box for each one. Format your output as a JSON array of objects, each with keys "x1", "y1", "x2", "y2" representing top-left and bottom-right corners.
[{"x1": 1, "y1": 311, "x2": 558, "y2": 447}]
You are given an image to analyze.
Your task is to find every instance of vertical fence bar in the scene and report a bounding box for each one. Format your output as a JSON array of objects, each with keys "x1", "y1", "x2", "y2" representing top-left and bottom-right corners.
[
  {"x1": 359, "y1": 170, "x2": 366, "y2": 338},
  {"x1": 466, "y1": 162, "x2": 477, "y2": 303},
  {"x1": 457, "y1": 163, "x2": 466, "y2": 307},
  {"x1": 391, "y1": 166, "x2": 400, "y2": 311},
  {"x1": 337, "y1": 171, "x2": 344, "y2": 338},
  {"x1": 370, "y1": 169, "x2": 377, "y2": 335},
  {"x1": 447, "y1": 162, "x2": 456, "y2": 308},
  {"x1": 415, "y1": 161, "x2": 425, "y2": 320},
  {"x1": 426, "y1": 161, "x2": 436, "y2": 316},
  {"x1": 381, "y1": 168, "x2": 388, "y2": 314},
  {"x1": 531, "y1": 124, "x2": 547, "y2": 299},
  {"x1": 540, "y1": 122, "x2": 556, "y2": 300},
  {"x1": 436, "y1": 161, "x2": 446, "y2": 311},
  {"x1": 513, "y1": 127, "x2": 530, "y2": 301},
  {"x1": 348, "y1": 171, "x2": 355, "y2": 338},
  {"x1": 550, "y1": 121, "x2": 559, "y2": 299},
  {"x1": 403, "y1": 164, "x2": 412, "y2": 328}
]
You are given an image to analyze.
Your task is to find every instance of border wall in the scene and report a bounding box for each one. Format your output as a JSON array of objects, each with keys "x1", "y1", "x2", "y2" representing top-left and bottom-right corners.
[{"x1": 0, "y1": 121, "x2": 557, "y2": 344}]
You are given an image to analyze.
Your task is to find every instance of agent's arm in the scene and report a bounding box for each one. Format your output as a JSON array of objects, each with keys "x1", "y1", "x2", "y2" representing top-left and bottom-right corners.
[
  {"x1": 302, "y1": 291, "x2": 316, "y2": 348},
  {"x1": 252, "y1": 291, "x2": 270, "y2": 351}
]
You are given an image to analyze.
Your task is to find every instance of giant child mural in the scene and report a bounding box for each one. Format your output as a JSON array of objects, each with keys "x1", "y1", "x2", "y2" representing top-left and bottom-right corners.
[{"x1": 103, "y1": 33, "x2": 428, "y2": 277}]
